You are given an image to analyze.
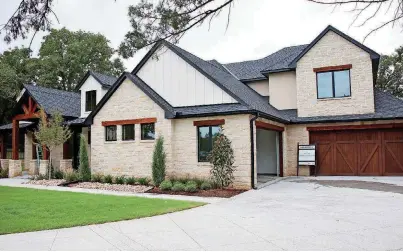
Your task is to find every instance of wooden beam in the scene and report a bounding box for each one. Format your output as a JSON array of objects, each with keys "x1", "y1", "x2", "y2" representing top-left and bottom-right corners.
[
  {"x1": 306, "y1": 123, "x2": 403, "y2": 132},
  {"x1": 42, "y1": 145, "x2": 49, "y2": 160},
  {"x1": 22, "y1": 104, "x2": 29, "y2": 114},
  {"x1": 193, "y1": 119, "x2": 225, "y2": 127},
  {"x1": 13, "y1": 112, "x2": 40, "y2": 121},
  {"x1": 0, "y1": 134, "x2": 5, "y2": 159},
  {"x1": 63, "y1": 141, "x2": 70, "y2": 159},
  {"x1": 102, "y1": 118, "x2": 157, "y2": 126},
  {"x1": 255, "y1": 121, "x2": 284, "y2": 132},
  {"x1": 12, "y1": 120, "x2": 19, "y2": 160},
  {"x1": 313, "y1": 64, "x2": 352, "y2": 73}
]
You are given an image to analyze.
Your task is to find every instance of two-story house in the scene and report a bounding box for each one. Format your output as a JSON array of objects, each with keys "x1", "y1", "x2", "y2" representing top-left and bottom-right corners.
[{"x1": 2, "y1": 25, "x2": 403, "y2": 189}]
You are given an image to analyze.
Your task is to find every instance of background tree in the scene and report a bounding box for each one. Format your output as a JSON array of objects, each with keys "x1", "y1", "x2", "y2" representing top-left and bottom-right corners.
[
  {"x1": 0, "y1": 47, "x2": 36, "y2": 124},
  {"x1": 207, "y1": 128, "x2": 235, "y2": 188},
  {"x1": 376, "y1": 45, "x2": 403, "y2": 97},
  {"x1": 35, "y1": 28, "x2": 125, "y2": 91},
  {"x1": 152, "y1": 136, "x2": 166, "y2": 186},
  {"x1": 1, "y1": 1, "x2": 401, "y2": 58},
  {"x1": 34, "y1": 109, "x2": 72, "y2": 179},
  {"x1": 78, "y1": 134, "x2": 91, "y2": 182}
]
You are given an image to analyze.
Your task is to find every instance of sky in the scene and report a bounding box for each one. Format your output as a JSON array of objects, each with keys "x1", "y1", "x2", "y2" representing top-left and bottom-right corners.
[{"x1": 1, "y1": 0, "x2": 402, "y2": 71}]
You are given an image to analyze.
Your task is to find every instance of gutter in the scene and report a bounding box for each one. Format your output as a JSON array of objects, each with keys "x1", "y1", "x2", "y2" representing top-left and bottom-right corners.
[{"x1": 250, "y1": 113, "x2": 259, "y2": 189}]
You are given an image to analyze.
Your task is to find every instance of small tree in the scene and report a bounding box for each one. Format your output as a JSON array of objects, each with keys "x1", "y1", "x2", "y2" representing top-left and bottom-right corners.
[
  {"x1": 152, "y1": 135, "x2": 166, "y2": 186},
  {"x1": 208, "y1": 128, "x2": 235, "y2": 188},
  {"x1": 34, "y1": 109, "x2": 72, "y2": 179},
  {"x1": 79, "y1": 134, "x2": 91, "y2": 182}
]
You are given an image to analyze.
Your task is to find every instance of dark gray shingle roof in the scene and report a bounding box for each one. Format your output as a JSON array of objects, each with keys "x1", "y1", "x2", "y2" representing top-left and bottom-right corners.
[
  {"x1": 164, "y1": 41, "x2": 289, "y2": 122},
  {"x1": 174, "y1": 103, "x2": 251, "y2": 117},
  {"x1": 281, "y1": 89, "x2": 403, "y2": 123},
  {"x1": 223, "y1": 45, "x2": 308, "y2": 81},
  {"x1": 24, "y1": 84, "x2": 81, "y2": 118},
  {"x1": 65, "y1": 117, "x2": 86, "y2": 125},
  {"x1": 90, "y1": 71, "x2": 118, "y2": 88}
]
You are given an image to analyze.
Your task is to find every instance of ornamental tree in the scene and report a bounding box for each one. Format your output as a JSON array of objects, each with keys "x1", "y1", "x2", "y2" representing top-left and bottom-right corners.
[
  {"x1": 152, "y1": 135, "x2": 166, "y2": 186},
  {"x1": 208, "y1": 128, "x2": 235, "y2": 188},
  {"x1": 79, "y1": 133, "x2": 91, "y2": 182},
  {"x1": 34, "y1": 109, "x2": 72, "y2": 179}
]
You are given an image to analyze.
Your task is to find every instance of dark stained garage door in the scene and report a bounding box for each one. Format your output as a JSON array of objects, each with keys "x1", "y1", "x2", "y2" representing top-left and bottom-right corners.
[{"x1": 310, "y1": 129, "x2": 403, "y2": 176}]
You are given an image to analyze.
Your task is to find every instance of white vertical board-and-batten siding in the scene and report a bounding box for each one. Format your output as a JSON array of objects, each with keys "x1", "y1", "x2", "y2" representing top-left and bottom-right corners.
[
  {"x1": 79, "y1": 75, "x2": 108, "y2": 118},
  {"x1": 137, "y1": 45, "x2": 237, "y2": 106}
]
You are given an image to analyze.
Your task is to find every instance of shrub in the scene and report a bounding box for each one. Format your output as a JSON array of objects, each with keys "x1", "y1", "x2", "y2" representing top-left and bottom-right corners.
[
  {"x1": 115, "y1": 176, "x2": 125, "y2": 185},
  {"x1": 125, "y1": 177, "x2": 136, "y2": 185},
  {"x1": 91, "y1": 173, "x2": 103, "y2": 183},
  {"x1": 160, "y1": 180, "x2": 172, "y2": 191},
  {"x1": 54, "y1": 170, "x2": 64, "y2": 179},
  {"x1": 200, "y1": 181, "x2": 212, "y2": 190},
  {"x1": 64, "y1": 170, "x2": 79, "y2": 182},
  {"x1": 0, "y1": 168, "x2": 9, "y2": 178},
  {"x1": 103, "y1": 174, "x2": 113, "y2": 184},
  {"x1": 138, "y1": 177, "x2": 149, "y2": 186},
  {"x1": 185, "y1": 181, "x2": 198, "y2": 192},
  {"x1": 35, "y1": 173, "x2": 48, "y2": 180},
  {"x1": 169, "y1": 176, "x2": 190, "y2": 185},
  {"x1": 208, "y1": 128, "x2": 235, "y2": 188},
  {"x1": 152, "y1": 136, "x2": 166, "y2": 186},
  {"x1": 79, "y1": 134, "x2": 91, "y2": 182},
  {"x1": 171, "y1": 182, "x2": 186, "y2": 192}
]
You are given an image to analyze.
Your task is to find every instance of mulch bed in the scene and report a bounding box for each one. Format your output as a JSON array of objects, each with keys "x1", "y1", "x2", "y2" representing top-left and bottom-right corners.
[{"x1": 147, "y1": 188, "x2": 246, "y2": 198}]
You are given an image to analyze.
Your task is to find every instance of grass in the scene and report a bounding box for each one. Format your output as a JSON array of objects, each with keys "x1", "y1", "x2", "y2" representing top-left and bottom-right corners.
[{"x1": 0, "y1": 186, "x2": 204, "y2": 235}]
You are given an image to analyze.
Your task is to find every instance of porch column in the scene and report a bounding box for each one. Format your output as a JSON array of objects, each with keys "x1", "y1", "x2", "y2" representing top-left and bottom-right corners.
[
  {"x1": 12, "y1": 119, "x2": 19, "y2": 160},
  {"x1": 9, "y1": 119, "x2": 22, "y2": 177},
  {"x1": 0, "y1": 133, "x2": 5, "y2": 159}
]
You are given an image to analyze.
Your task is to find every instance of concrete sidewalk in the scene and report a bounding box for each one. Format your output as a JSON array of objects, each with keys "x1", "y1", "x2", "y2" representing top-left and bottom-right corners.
[
  {"x1": 1, "y1": 177, "x2": 403, "y2": 250},
  {"x1": 0, "y1": 178, "x2": 222, "y2": 204}
]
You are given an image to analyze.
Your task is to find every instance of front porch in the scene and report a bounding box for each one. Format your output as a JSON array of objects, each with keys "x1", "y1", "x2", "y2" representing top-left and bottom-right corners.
[{"x1": 0, "y1": 85, "x2": 85, "y2": 178}]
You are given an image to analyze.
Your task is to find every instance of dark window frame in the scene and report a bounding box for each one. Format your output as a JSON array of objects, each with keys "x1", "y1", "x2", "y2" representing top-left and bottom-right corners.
[
  {"x1": 105, "y1": 125, "x2": 117, "y2": 142},
  {"x1": 85, "y1": 90, "x2": 97, "y2": 112},
  {"x1": 122, "y1": 124, "x2": 135, "y2": 141},
  {"x1": 141, "y1": 123, "x2": 155, "y2": 140},
  {"x1": 316, "y1": 69, "x2": 351, "y2": 99},
  {"x1": 197, "y1": 125, "x2": 220, "y2": 163}
]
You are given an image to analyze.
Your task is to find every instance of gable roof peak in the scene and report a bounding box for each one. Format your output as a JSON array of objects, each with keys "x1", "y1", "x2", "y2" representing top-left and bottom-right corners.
[{"x1": 289, "y1": 24, "x2": 380, "y2": 68}]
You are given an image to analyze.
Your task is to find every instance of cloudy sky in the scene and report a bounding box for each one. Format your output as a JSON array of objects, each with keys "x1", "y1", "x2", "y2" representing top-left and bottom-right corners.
[{"x1": 1, "y1": 0, "x2": 402, "y2": 71}]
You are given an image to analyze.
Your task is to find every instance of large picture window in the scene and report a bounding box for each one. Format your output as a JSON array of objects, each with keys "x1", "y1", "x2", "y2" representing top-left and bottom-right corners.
[
  {"x1": 85, "y1": 90, "x2": 97, "y2": 112},
  {"x1": 198, "y1": 126, "x2": 220, "y2": 162},
  {"x1": 141, "y1": 123, "x2": 155, "y2": 140},
  {"x1": 317, "y1": 69, "x2": 351, "y2": 99},
  {"x1": 122, "y1": 124, "x2": 135, "y2": 141},
  {"x1": 105, "y1": 125, "x2": 117, "y2": 141}
]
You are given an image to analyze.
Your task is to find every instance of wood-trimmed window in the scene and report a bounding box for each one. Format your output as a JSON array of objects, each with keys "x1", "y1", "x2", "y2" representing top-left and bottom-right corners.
[
  {"x1": 85, "y1": 90, "x2": 97, "y2": 112},
  {"x1": 197, "y1": 125, "x2": 221, "y2": 162},
  {"x1": 141, "y1": 123, "x2": 155, "y2": 140},
  {"x1": 316, "y1": 69, "x2": 351, "y2": 99},
  {"x1": 105, "y1": 125, "x2": 117, "y2": 141},
  {"x1": 122, "y1": 124, "x2": 135, "y2": 141}
]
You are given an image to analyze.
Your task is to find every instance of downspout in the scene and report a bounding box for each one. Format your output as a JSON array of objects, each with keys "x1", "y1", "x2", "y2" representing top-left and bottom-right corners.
[{"x1": 250, "y1": 113, "x2": 259, "y2": 189}]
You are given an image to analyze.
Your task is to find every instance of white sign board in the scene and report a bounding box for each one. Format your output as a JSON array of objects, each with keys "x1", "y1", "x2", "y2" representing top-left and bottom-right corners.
[{"x1": 298, "y1": 144, "x2": 316, "y2": 166}]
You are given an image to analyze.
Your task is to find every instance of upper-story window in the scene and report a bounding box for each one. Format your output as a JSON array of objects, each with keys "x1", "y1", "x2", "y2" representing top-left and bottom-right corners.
[
  {"x1": 85, "y1": 90, "x2": 97, "y2": 112},
  {"x1": 316, "y1": 69, "x2": 351, "y2": 99}
]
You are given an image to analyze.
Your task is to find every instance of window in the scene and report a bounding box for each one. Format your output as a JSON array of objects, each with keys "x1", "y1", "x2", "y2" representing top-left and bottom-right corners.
[
  {"x1": 141, "y1": 123, "x2": 155, "y2": 140},
  {"x1": 198, "y1": 126, "x2": 220, "y2": 162},
  {"x1": 317, "y1": 70, "x2": 351, "y2": 99},
  {"x1": 85, "y1": 90, "x2": 97, "y2": 112},
  {"x1": 122, "y1": 124, "x2": 135, "y2": 141},
  {"x1": 105, "y1": 125, "x2": 117, "y2": 141}
]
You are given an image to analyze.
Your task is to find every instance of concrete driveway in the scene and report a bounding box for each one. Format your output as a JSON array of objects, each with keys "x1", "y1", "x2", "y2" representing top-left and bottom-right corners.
[{"x1": 1, "y1": 177, "x2": 403, "y2": 250}]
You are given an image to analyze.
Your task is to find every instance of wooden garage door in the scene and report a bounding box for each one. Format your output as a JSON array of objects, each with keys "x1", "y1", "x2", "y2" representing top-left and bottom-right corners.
[{"x1": 310, "y1": 129, "x2": 403, "y2": 176}]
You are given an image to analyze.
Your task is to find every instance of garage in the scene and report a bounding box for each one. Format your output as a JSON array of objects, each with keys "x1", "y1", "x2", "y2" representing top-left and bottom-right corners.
[{"x1": 309, "y1": 128, "x2": 403, "y2": 176}]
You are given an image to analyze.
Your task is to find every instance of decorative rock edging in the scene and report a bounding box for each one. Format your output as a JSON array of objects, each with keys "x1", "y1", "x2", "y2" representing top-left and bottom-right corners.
[
  {"x1": 25, "y1": 179, "x2": 66, "y2": 186},
  {"x1": 70, "y1": 182, "x2": 152, "y2": 193}
]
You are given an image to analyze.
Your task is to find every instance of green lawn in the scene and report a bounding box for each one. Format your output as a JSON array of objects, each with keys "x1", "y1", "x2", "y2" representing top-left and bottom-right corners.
[{"x1": 0, "y1": 186, "x2": 204, "y2": 234}]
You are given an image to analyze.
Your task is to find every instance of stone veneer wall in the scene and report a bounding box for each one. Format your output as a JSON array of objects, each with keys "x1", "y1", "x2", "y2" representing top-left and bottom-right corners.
[
  {"x1": 24, "y1": 132, "x2": 33, "y2": 171},
  {"x1": 282, "y1": 119, "x2": 403, "y2": 176},
  {"x1": 171, "y1": 114, "x2": 251, "y2": 189},
  {"x1": 91, "y1": 79, "x2": 173, "y2": 178},
  {"x1": 296, "y1": 30, "x2": 375, "y2": 117}
]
